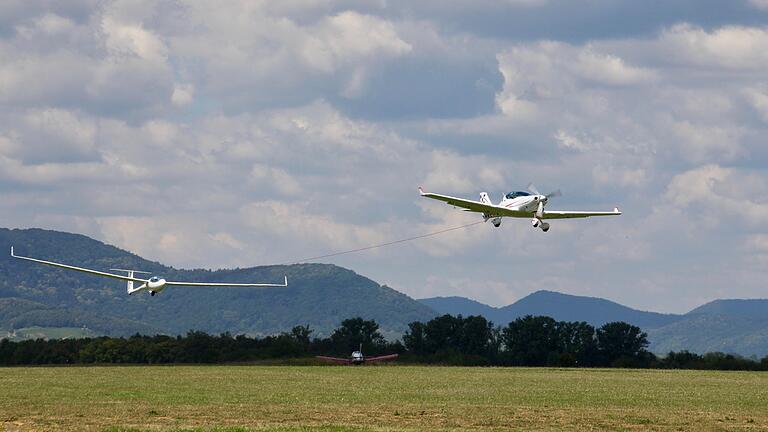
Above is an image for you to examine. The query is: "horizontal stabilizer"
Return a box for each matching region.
[111,268,152,274]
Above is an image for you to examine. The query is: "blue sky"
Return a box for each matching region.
[1,0,767,312]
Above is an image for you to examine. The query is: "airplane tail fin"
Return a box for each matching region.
[478,193,501,226]
[479,192,492,205]
[126,279,150,295]
[111,269,151,295]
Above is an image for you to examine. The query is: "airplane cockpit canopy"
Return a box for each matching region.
[505,191,531,199]
[150,276,160,282]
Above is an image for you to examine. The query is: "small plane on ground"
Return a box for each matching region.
[10,247,287,296]
[419,183,620,232]
[316,344,399,365]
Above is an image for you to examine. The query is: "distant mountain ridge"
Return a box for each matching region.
[420,291,681,329]
[687,299,768,319]
[418,296,500,321]
[419,293,768,357]
[0,228,436,338]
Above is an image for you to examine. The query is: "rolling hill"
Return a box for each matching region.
[0,228,437,338]
[646,299,768,357]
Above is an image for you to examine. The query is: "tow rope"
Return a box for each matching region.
[275,220,485,265]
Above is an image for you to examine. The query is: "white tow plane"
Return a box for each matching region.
[10,247,288,296]
[419,183,620,232]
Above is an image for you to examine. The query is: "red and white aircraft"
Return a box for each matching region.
[419,183,620,232]
[11,247,287,296]
[316,344,399,365]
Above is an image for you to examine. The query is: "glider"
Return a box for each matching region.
[316,344,399,365]
[10,247,288,296]
[419,183,620,232]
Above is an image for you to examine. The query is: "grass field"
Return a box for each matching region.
[1,366,767,431]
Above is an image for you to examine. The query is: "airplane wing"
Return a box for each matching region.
[365,354,399,363]
[542,208,622,219]
[315,356,351,364]
[10,247,149,283]
[165,276,288,288]
[418,188,528,217]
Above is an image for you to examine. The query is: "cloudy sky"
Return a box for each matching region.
[2,0,768,313]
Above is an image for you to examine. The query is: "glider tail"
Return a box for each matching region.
[111,269,150,295]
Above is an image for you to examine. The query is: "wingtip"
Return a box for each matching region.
[614,207,621,214]
[10,246,14,257]
[418,186,425,195]
[284,275,288,286]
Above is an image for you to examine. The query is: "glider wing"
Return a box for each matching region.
[10,247,148,283]
[165,276,288,287]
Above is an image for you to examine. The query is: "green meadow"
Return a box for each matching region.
[1,366,767,431]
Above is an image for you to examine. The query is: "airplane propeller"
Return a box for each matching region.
[528,183,562,219]
[527,183,562,200]
[546,189,562,199]
[526,182,540,195]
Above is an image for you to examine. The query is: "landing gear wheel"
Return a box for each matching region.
[150,291,156,296]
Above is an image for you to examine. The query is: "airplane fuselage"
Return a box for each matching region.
[133,276,168,296]
[350,351,365,365]
[147,277,167,294]
[499,195,546,213]
[485,192,552,231]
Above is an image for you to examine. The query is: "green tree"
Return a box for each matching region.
[330,317,384,353]
[403,321,427,355]
[661,351,701,369]
[556,321,597,366]
[284,325,313,353]
[456,315,495,357]
[290,325,313,344]
[596,322,649,367]
[501,315,560,366]
[423,314,462,354]
[180,331,219,363]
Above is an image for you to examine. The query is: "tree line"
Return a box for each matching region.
[2,314,768,370]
